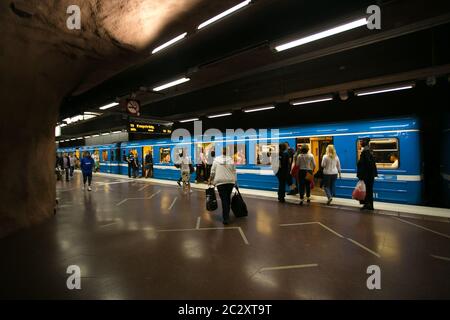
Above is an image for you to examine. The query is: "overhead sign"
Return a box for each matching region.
[128,121,172,135]
[121,99,141,116]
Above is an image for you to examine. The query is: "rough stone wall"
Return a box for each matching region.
[0,0,201,238]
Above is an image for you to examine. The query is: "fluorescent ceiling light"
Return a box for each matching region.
[179,118,199,123]
[152,32,188,54]
[76,137,83,140]
[92,134,100,137]
[99,102,119,110]
[70,138,76,141]
[275,17,367,52]
[112,131,122,134]
[84,136,91,139]
[153,77,190,92]
[101,133,109,136]
[291,95,333,106]
[355,83,415,96]
[243,105,275,113]
[207,113,232,119]
[197,0,251,30]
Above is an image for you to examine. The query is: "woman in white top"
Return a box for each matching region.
[209,147,237,225]
[321,144,341,205]
[296,144,316,205]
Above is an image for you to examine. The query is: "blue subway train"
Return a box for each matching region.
[57,116,422,204]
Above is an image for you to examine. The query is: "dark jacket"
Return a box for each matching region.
[80,156,95,174]
[277,151,290,178]
[357,148,378,181]
[145,153,153,165]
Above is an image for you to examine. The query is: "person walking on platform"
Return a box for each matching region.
[81,151,95,191]
[69,153,76,178]
[276,143,290,203]
[357,138,378,211]
[131,154,139,178]
[296,144,316,205]
[209,147,237,225]
[144,150,153,178]
[62,153,70,181]
[321,145,341,205]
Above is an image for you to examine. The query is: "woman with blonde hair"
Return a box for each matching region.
[321,144,341,205]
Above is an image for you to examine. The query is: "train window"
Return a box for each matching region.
[102,150,108,162]
[357,138,399,169]
[226,144,246,165]
[196,143,215,165]
[256,144,278,165]
[160,147,171,163]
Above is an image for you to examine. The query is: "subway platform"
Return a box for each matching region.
[0,172,449,299]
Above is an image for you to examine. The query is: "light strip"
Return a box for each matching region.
[153,77,190,92]
[99,102,119,110]
[275,17,367,52]
[112,131,122,134]
[92,134,100,137]
[84,136,91,139]
[101,133,109,136]
[197,0,251,30]
[179,118,199,123]
[207,113,232,119]
[151,32,188,54]
[355,84,414,96]
[291,95,333,106]
[243,105,275,113]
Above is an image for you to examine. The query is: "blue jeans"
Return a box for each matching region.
[323,174,337,199]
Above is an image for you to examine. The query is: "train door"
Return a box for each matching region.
[296,137,332,174]
[142,146,153,177]
[101,149,109,173]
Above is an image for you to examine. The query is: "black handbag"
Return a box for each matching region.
[205,186,218,211]
[231,185,248,218]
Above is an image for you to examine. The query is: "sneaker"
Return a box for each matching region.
[299,199,304,205]
[278,198,285,203]
[88,186,92,191]
[327,198,332,205]
[307,197,311,203]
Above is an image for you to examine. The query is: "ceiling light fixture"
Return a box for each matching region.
[207,112,232,119]
[290,94,333,106]
[179,118,199,123]
[275,17,367,52]
[197,0,251,30]
[243,105,275,113]
[354,82,415,96]
[99,102,119,110]
[152,32,188,54]
[153,77,190,92]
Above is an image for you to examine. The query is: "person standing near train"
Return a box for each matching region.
[276,143,290,203]
[357,138,378,211]
[144,150,153,178]
[296,144,316,205]
[69,153,76,178]
[321,145,341,205]
[209,147,237,225]
[81,151,95,191]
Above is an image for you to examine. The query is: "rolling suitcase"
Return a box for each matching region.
[231,185,248,218]
[205,186,218,211]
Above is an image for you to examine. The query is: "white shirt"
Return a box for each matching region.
[321,154,341,175]
[180,156,191,173]
[211,155,237,186]
[296,153,316,171]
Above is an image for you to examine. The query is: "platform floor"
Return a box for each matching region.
[1,172,449,299]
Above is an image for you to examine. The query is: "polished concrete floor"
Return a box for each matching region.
[1,172,449,299]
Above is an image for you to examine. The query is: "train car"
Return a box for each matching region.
[58,116,422,204]
[78,143,121,174]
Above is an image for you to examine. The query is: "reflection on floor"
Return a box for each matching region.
[0,172,449,299]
